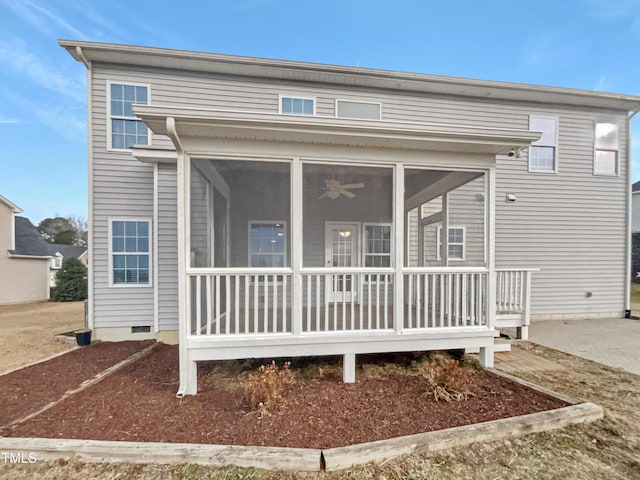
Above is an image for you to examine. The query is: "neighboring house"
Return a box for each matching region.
[632,180,640,233]
[0,196,50,304]
[60,40,640,395]
[48,244,89,287]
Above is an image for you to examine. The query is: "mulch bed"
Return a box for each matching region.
[1,344,566,449]
[0,340,154,428]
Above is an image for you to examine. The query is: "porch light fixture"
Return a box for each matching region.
[339,230,352,238]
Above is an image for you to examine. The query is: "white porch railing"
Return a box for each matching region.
[188,268,293,335]
[495,268,538,339]
[403,268,489,330]
[301,268,394,332]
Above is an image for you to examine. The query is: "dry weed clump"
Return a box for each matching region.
[241,361,295,415]
[419,354,474,402]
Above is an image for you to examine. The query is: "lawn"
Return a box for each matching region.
[631,283,640,310]
[1,342,639,479]
[0,301,84,374]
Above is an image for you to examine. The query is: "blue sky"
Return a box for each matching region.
[1,0,640,223]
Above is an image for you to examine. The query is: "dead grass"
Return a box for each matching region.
[631,283,640,311]
[2,344,640,479]
[0,301,84,374]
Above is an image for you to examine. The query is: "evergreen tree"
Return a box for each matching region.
[53,258,88,302]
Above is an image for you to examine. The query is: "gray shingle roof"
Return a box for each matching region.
[11,216,87,259]
[633,180,640,193]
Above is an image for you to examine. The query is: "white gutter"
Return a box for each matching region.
[8,254,52,260]
[76,45,94,330]
[624,106,640,315]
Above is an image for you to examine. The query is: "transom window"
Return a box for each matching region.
[280,96,314,115]
[594,122,619,176]
[110,83,149,149]
[529,116,557,173]
[249,222,286,267]
[110,220,151,285]
[437,226,465,261]
[364,224,391,267]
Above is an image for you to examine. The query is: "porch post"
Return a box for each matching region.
[291,157,302,335]
[176,149,197,395]
[393,163,404,333]
[480,166,496,368]
[442,193,449,266]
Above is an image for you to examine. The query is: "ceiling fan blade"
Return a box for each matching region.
[341,190,356,198]
[318,191,329,199]
[339,183,365,189]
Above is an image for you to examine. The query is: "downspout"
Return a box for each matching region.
[625,106,640,316]
[76,46,94,330]
[166,117,190,397]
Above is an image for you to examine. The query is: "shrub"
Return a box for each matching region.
[54,258,88,302]
[241,361,295,415]
[418,354,474,402]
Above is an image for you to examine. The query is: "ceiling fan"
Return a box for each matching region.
[318,178,365,200]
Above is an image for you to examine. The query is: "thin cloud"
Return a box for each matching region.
[0,36,84,102]
[4,0,88,39]
[593,75,608,91]
[580,0,640,22]
[0,117,21,124]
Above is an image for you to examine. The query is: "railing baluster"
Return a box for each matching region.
[384,274,389,329]
[367,275,372,330]
[253,274,258,334]
[244,275,249,334]
[447,274,452,327]
[283,274,287,333]
[407,273,413,329]
[374,274,380,329]
[234,275,240,334]
[351,274,355,331]
[341,274,346,331]
[205,275,212,335]
[325,274,329,332]
[306,274,311,332]
[195,275,202,335]
[273,274,278,333]
[461,274,467,326]
[315,274,320,332]
[416,273,421,329]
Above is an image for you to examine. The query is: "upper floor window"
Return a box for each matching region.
[110,219,151,286]
[249,222,286,267]
[594,122,619,176]
[280,96,314,115]
[336,100,381,120]
[529,116,557,173]
[109,83,149,150]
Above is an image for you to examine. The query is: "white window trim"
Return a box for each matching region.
[593,121,620,177]
[278,94,316,116]
[528,115,559,174]
[335,99,382,120]
[436,225,466,262]
[108,217,153,288]
[106,81,151,152]
[247,220,288,268]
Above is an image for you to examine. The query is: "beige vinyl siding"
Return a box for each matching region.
[90,61,629,327]
[157,164,178,330]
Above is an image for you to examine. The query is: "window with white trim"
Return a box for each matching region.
[249,222,286,267]
[110,220,151,285]
[436,226,465,261]
[364,224,391,267]
[336,100,381,120]
[110,83,149,149]
[529,116,557,173]
[594,122,619,175]
[280,96,314,115]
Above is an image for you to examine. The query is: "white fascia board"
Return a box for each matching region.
[59,40,640,111]
[0,195,22,213]
[9,253,52,260]
[133,105,541,156]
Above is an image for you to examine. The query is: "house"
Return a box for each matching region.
[48,244,88,287]
[60,40,640,396]
[0,196,50,304]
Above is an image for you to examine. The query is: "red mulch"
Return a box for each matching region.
[0,340,154,428]
[1,345,566,449]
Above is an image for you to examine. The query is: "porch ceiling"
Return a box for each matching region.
[133,105,540,156]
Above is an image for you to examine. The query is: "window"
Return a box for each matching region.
[249,222,286,267]
[336,100,381,120]
[110,220,151,285]
[437,226,465,261]
[280,96,314,115]
[364,224,391,267]
[529,116,557,173]
[52,254,63,269]
[109,83,149,149]
[594,122,619,175]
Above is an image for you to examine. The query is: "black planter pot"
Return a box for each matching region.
[75,329,92,346]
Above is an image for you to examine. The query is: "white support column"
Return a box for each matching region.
[343,352,356,383]
[486,167,497,333]
[518,270,532,340]
[442,192,449,266]
[479,346,494,368]
[393,163,405,333]
[291,157,303,335]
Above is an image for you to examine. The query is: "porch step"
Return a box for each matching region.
[465,338,511,354]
